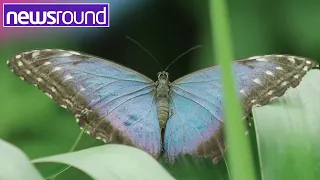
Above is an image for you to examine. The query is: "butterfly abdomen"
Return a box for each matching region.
[156,72,171,128]
[157,97,169,128]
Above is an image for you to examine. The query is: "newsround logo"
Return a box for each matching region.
[3,3,110,27]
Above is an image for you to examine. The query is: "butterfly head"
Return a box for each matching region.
[157,71,169,81]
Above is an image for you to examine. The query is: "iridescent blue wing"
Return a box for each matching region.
[7,49,161,158]
[164,55,318,162]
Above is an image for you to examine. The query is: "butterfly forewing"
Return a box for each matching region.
[163,54,318,162]
[235,55,318,114]
[7,49,162,158]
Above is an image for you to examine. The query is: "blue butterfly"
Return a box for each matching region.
[7,49,318,162]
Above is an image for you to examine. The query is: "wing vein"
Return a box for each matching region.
[171,86,223,122]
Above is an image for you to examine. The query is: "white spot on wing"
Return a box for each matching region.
[61,105,67,109]
[86,131,91,135]
[96,136,102,140]
[296,57,306,61]
[265,71,274,76]
[32,51,40,58]
[37,78,43,82]
[15,54,22,59]
[6,60,9,65]
[252,104,261,107]
[52,67,61,72]
[76,118,80,123]
[270,96,278,101]
[303,66,308,71]
[17,61,23,66]
[60,53,73,57]
[63,99,73,106]
[267,90,273,95]
[256,57,269,62]
[51,87,56,92]
[239,89,245,94]
[64,75,73,81]
[294,74,299,79]
[248,55,262,60]
[43,61,51,65]
[281,81,288,86]
[288,57,295,63]
[306,60,311,64]
[45,93,52,99]
[253,78,262,85]
[26,70,31,74]
[19,77,24,80]
[276,66,284,70]
[69,51,82,55]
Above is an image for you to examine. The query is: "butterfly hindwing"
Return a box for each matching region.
[164,84,224,162]
[164,55,318,162]
[7,49,162,158]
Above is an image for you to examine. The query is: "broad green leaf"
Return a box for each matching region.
[32,144,176,180]
[253,69,320,180]
[0,139,44,180]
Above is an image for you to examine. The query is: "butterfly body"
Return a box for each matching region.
[7,49,318,163]
[155,71,171,128]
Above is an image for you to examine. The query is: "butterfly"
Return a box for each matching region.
[7,49,318,163]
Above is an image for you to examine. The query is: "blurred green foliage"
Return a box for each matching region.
[0,0,320,179]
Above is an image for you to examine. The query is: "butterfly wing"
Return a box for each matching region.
[7,49,161,158]
[164,55,318,162]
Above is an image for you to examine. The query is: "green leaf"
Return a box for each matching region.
[0,139,44,180]
[209,0,256,180]
[252,69,320,180]
[32,144,176,180]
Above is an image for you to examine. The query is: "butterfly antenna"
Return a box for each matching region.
[126,36,163,71]
[164,45,202,71]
